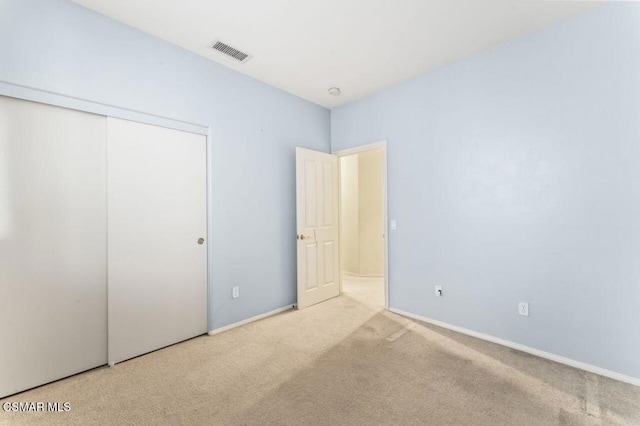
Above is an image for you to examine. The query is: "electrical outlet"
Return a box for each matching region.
[232,286,239,299]
[390,220,397,230]
[435,286,443,297]
[519,302,529,317]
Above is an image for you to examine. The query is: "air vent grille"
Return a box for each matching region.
[211,41,251,63]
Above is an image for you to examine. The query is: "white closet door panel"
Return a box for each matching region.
[0,96,107,398]
[107,117,207,365]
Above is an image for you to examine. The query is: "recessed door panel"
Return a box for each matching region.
[323,241,335,285]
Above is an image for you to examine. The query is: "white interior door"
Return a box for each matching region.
[0,96,107,397]
[296,148,340,309]
[107,117,207,365]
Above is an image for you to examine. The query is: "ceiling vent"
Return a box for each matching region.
[210,40,252,63]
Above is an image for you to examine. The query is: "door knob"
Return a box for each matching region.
[197,238,205,245]
[298,234,306,240]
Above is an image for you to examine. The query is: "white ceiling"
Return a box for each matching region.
[72,0,599,109]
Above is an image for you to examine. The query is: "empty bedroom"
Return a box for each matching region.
[1,0,639,425]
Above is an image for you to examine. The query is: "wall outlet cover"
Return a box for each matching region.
[435,286,443,297]
[232,286,239,299]
[519,302,529,316]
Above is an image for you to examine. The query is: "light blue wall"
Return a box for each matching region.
[0,0,330,329]
[332,2,640,380]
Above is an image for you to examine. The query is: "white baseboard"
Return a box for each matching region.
[388,307,640,387]
[208,304,296,336]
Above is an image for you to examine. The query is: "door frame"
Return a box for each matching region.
[333,140,389,309]
[0,81,213,335]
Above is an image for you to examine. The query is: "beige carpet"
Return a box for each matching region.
[1,276,639,425]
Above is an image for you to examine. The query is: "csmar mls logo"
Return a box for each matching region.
[2,402,71,412]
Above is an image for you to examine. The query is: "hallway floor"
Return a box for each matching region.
[1,276,639,425]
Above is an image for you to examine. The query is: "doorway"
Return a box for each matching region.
[294,141,388,310]
[336,141,388,309]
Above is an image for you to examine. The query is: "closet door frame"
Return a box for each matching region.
[0,80,213,359]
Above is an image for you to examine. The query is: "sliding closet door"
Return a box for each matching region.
[0,96,107,398]
[107,117,207,365]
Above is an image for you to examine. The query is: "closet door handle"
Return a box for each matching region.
[197,238,205,245]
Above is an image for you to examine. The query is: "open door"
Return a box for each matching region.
[296,148,340,309]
